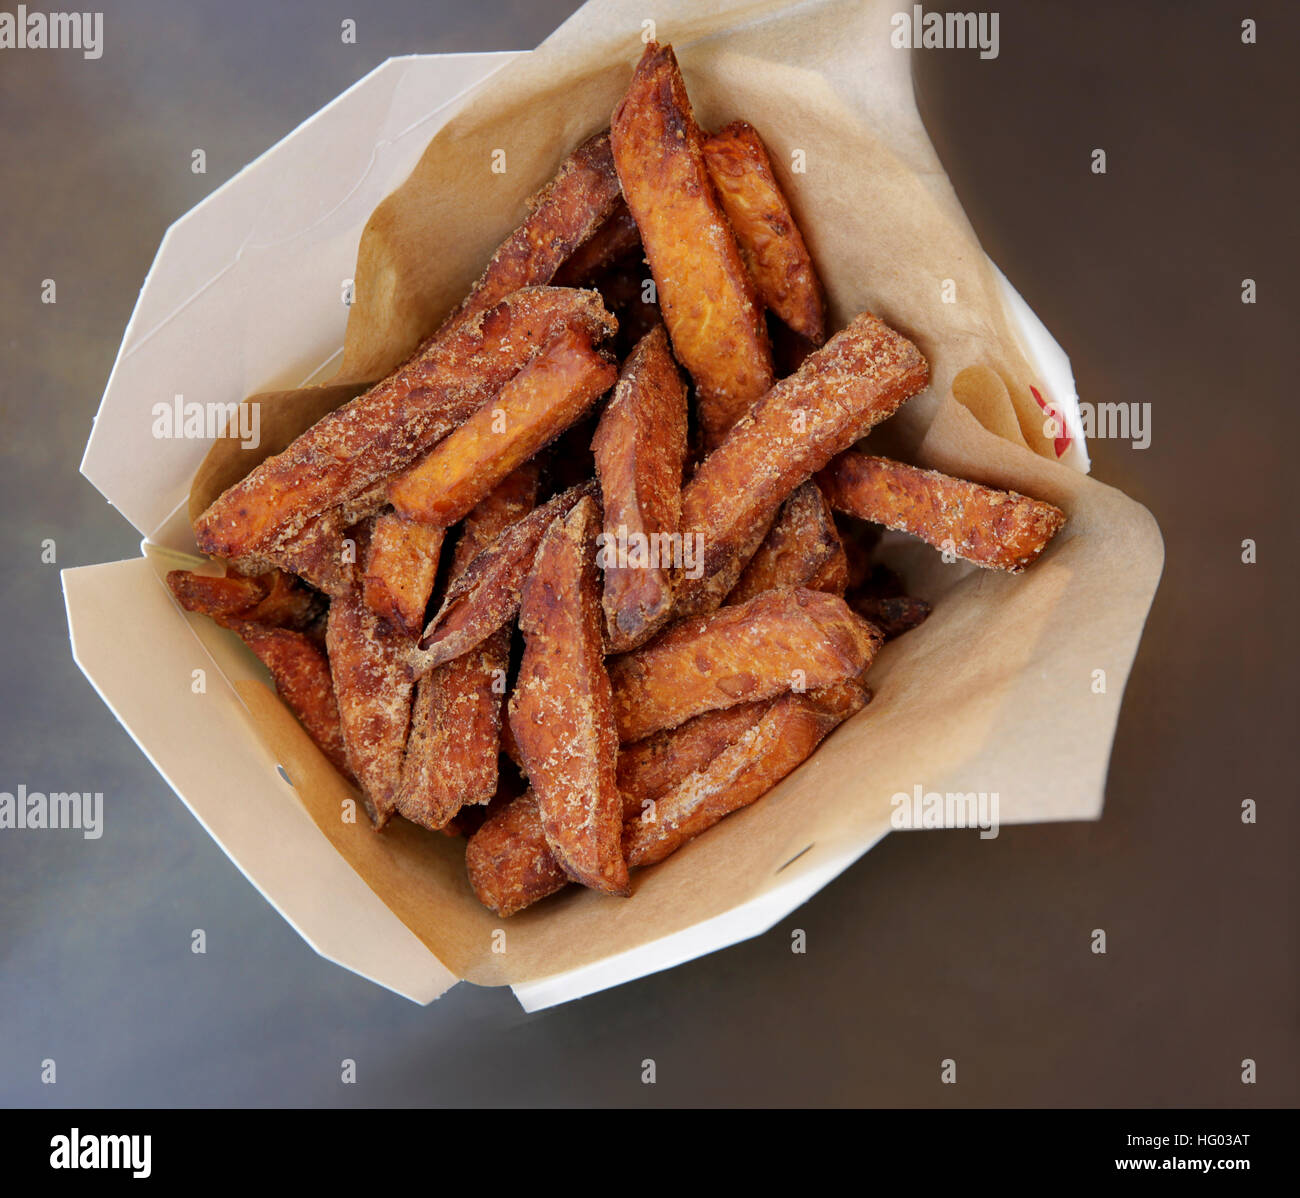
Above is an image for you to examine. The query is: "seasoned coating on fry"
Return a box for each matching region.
[726,480,846,604]
[611,42,773,443]
[387,328,616,526]
[225,620,353,780]
[591,324,688,651]
[673,310,930,617]
[848,593,932,641]
[166,568,323,631]
[194,287,615,563]
[361,513,445,636]
[617,698,777,809]
[466,681,867,914]
[325,590,416,829]
[443,132,623,332]
[702,120,826,345]
[253,483,384,597]
[416,481,596,669]
[508,495,629,895]
[395,467,538,831]
[553,199,642,287]
[817,452,1067,572]
[465,789,572,917]
[608,586,882,743]
[623,680,867,867]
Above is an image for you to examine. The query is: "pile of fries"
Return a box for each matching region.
[169,44,1066,917]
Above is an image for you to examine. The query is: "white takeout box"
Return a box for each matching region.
[66,47,1091,1011]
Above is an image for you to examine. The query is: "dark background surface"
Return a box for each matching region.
[1,0,1295,1108]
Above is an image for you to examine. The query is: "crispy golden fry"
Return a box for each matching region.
[817,452,1067,572]
[623,680,867,866]
[466,681,867,914]
[611,42,773,443]
[387,328,616,526]
[225,620,353,780]
[848,593,932,640]
[553,199,642,287]
[395,467,539,831]
[261,484,383,597]
[166,568,323,630]
[508,495,628,895]
[726,480,846,604]
[702,120,826,345]
[591,324,688,651]
[194,287,615,564]
[465,789,572,917]
[608,587,882,743]
[616,698,777,810]
[442,132,622,332]
[361,513,445,636]
[325,590,416,829]
[673,310,930,617]
[416,481,596,669]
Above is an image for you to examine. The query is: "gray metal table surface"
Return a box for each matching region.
[1,0,1295,1107]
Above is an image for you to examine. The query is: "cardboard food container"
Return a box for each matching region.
[65,0,1162,1011]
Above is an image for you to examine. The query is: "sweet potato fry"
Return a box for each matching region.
[611,42,773,443]
[387,328,616,526]
[591,324,688,651]
[623,679,868,866]
[395,466,539,831]
[673,310,930,617]
[466,680,867,914]
[848,593,932,640]
[702,120,826,345]
[443,131,622,332]
[361,513,445,636]
[817,452,1067,572]
[325,590,416,829]
[726,480,846,604]
[415,481,596,669]
[608,586,882,743]
[508,495,628,895]
[194,287,615,564]
[167,566,325,630]
[552,199,641,287]
[465,789,572,917]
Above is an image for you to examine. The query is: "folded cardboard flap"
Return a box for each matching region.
[75,0,1163,1005]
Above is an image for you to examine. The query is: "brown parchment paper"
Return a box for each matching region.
[187,0,1163,988]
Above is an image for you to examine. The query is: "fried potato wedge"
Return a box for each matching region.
[387,327,616,526]
[225,620,352,780]
[166,568,323,630]
[608,586,882,743]
[702,120,826,345]
[553,199,642,287]
[416,481,596,669]
[194,287,615,563]
[726,480,846,604]
[623,679,867,866]
[818,452,1066,572]
[848,593,932,641]
[443,132,622,332]
[465,789,572,917]
[396,467,539,831]
[591,324,688,651]
[611,42,773,443]
[466,681,866,914]
[508,495,629,895]
[325,590,416,829]
[673,310,930,617]
[361,513,445,636]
